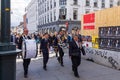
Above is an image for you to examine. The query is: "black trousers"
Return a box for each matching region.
[58,47,64,65]
[71,56,81,75]
[42,52,49,68]
[53,46,58,57]
[23,59,31,75]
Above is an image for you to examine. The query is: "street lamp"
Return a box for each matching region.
[0,0,21,80]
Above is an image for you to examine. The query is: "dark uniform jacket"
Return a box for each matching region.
[40,38,49,53]
[69,40,85,56]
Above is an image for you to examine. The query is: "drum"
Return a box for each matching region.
[22,39,37,59]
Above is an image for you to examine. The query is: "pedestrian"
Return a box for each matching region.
[53,32,58,57]
[48,33,54,53]
[16,34,22,58]
[19,33,31,78]
[75,29,82,43]
[57,30,66,67]
[40,33,49,70]
[10,32,17,43]
[69,35,86,78]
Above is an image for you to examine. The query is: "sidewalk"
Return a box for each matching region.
[16,54,120,80]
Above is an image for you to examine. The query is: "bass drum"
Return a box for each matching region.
[22,39,37,59]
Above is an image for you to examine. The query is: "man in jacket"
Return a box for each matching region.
[40,33,49,70]
[57,30,66,67]
[69,35,85,78]
[18,33,31,78]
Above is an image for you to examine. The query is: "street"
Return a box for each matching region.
[16,53,120,80]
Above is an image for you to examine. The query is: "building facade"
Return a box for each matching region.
[26,0,38,33]
[36,0,119,33]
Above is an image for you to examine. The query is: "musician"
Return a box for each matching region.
[69,35,85,78]
[57,30,66,67]
[76,29,82,43]
[10,32,17,43]
[40,33,49,70]
[19,34,31,78]
[53,32,58,57]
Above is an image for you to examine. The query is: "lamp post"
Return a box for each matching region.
[0,0,21,80]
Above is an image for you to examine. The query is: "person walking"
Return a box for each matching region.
[19,33,31,78]
[69,35,86,78]
[57,30,66,67]
[40,33,49,70]
[53,32,58,57]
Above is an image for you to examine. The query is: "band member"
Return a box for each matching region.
[19,34,31,78]
[53,32,58,57]
[75,29,82,43]
[57,30,66,67]
[40,33,49,70]
[16,34,22,58]
[69,35,85,78]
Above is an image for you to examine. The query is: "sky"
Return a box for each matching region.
[11,0,31,27]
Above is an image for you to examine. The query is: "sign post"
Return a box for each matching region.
[0,0,21,80]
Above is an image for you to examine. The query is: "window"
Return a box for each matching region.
[47,1,49,10]
[110,4,113,7]
[85,10,90,14]
[54,0,56,7]
[54,10,56,21]
[45,3,46,12]
[101,0,105,8]
[94,0,98,7]
[50,12,52,22]
[73,9,78,20]
[117,0,120,6]
[73,0,78,5]
[59,0,67,5]
[86,0,90,6]
[50,0,52,9]
[45,16,46,23]
[47,14,49,23]
[59,8,67,20]
[110,0,113,8]
[43,16,44,24]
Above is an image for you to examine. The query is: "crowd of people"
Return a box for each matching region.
[11,28,86,78]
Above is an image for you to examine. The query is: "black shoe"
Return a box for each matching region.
[24,75,28,78]
[61,64,64,67]
[56,54,58,57]
[74,73,80,78]
[72,67,74,71]
[43,67,47,71]
[72,68,74,72]
[57,58,60,63]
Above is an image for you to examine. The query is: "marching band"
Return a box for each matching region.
[12,28,86,78]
